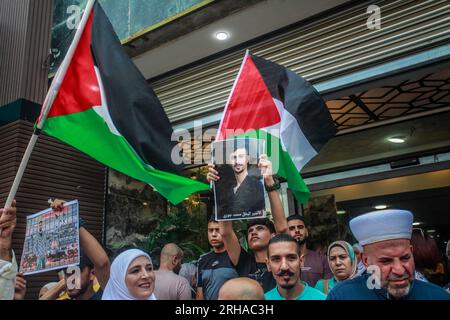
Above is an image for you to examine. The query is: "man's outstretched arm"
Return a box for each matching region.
[259,155,287,234]
[207,164,242,266]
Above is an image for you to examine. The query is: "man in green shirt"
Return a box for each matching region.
[265,234,326,300]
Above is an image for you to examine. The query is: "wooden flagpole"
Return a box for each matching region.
[3,0,97,210]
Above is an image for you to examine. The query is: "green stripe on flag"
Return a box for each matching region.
[43,108,209,204]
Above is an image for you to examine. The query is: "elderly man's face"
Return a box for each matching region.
[363,239,414,299]
[229,148,249,174]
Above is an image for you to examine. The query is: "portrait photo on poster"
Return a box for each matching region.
[212,137,266,221]
[19,200,80,275]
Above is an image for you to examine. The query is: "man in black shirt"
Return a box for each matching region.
[208,155,288,292]
[196,219,248,300]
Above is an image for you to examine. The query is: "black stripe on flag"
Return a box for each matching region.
[251,54,336,153]
[90,2,182,173]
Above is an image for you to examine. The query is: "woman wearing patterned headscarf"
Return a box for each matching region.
[315,241,357,294]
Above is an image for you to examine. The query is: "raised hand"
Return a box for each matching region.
[206,164,220,182]
[258,154,274,185]
[0,200,17,240]
[14,272,27,300]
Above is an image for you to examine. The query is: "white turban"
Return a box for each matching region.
[350,209,413,246]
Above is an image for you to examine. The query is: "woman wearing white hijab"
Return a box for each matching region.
[102,249,156,300]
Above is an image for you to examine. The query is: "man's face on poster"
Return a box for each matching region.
[229,148,250,174]
[38,221,43,233]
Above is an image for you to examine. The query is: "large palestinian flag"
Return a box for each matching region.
[217,52,336,204]
[39,2,209,204]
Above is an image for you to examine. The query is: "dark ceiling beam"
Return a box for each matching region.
[349,94,379,121]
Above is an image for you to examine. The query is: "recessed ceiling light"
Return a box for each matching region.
[412,222,422,226]
[374,205,387,210]
[387,136,406,144]
[427,229,436,233]
[337,210,347,215]
[215,31,229,41]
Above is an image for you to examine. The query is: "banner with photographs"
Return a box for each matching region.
[19,200,80,275]
[212,137,266,221]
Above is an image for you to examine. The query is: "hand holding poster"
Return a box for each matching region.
[20,200,80,275]
[212,137,266,221]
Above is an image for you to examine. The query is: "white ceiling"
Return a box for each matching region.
[132,0,350,79]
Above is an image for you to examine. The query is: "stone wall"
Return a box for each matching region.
[106,169,167,251]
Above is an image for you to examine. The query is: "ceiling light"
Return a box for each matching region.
[337,210,347,215]
[427,229,436,233]
[374,205,387,210]
[412,222,421,226]
[215,32,229,41]
[387,136,406,144]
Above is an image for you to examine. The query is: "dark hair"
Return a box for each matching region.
[267,233,300,256]
[411,229,443,272]
[247,218,276,234]
[287,214,306,224]
[208,217,219,224]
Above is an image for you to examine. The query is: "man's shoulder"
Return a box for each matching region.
[306,249,325,258]
[156,271,191,285]
[412,280,450,299]
[198,251,231,268]
[197,251,213,265]
[303,285,327,300]
[327,276,369,299]
[264,287,281,300]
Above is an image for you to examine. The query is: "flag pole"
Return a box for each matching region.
[3,0,97,209]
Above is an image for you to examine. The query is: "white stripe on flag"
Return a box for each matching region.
[270,98,318,172]
[92,66,121,136]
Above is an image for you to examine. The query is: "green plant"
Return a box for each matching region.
[136,207,209,262]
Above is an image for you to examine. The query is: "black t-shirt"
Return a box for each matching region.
[197,250,249,300]
[237,249,276,293]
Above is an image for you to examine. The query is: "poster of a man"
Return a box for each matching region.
[212,137,266,220]
[19,200,80,275]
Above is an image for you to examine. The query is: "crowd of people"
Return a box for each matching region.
[1,156,450,300]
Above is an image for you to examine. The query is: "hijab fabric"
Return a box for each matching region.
[327,241,358,282]
[102,249,156,300]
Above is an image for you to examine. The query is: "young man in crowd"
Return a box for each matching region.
[207,155,288,292]
[265,234,326,300]
[154,243,192,300]
[196,218,249,300]
[287,214,332,286]
[42,199,110,300]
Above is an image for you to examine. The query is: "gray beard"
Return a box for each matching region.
[387,284,411,299]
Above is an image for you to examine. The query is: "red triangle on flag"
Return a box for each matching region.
[47,13,101,118]
[218,55,281,140]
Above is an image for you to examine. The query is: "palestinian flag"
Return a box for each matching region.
[217,52,336,204]
[39,2,209,204]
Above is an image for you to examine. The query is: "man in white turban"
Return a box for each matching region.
[327,209,450,300]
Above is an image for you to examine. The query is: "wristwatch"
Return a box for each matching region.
[265,177,281,192]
